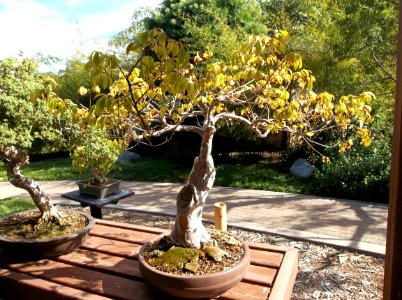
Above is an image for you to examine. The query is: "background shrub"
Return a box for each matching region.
[312,141,391,203]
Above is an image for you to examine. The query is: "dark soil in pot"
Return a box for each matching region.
[0,209,95,258]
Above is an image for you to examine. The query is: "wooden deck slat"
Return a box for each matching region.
[0,220,298,300]
[94,219,168,234]
[90,224,162,243]
[6,260,153,299]
[249,242,291,253]
[243,264,277,286]
[0,268,111,300]
[80,235,142,257]
[218,281,271,300]
[268,249,299,300]
[250,248,284,268]
[55,248,141,279]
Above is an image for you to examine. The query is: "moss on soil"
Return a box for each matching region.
[142,230,245,275]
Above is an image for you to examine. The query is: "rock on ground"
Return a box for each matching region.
[290,158,316,178]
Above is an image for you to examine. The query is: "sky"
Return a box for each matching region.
[0,0,161,70]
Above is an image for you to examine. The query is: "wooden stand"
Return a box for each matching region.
[62,189,134,218]
[0,220,298,300]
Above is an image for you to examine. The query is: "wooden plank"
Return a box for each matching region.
[250,247,283,268]
[249,242,291,253]
[268,249,298,300]
[243,264,277,287]
[81,235,142,258]
[90,223,162,244]
[5,260,154,300]
[0,268,111,300]
[94,219,168,234]
[218,281,271,300]
[55,248,142,279]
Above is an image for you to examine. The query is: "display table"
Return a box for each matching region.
[0,219,298,299]
[61,190,134,218]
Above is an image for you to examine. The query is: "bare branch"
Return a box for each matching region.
[150,124,204,137]
[302,136,341,149]
[369,45,396,81]
[214,112,271,138]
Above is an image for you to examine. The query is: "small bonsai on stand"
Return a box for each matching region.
[70,126,126,198]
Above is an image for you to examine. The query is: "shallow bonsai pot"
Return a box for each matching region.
[138,238,250,299]
[78,178,121,199]
[0,209,95,258]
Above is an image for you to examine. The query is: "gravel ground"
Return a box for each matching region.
[65,206,384,300]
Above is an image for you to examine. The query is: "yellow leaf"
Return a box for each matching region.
[322,156,331,164]
[78,86,88,96]
[241,107,251,115]
[279,30,289,39]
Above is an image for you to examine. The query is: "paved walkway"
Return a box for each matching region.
[0,180,388,256]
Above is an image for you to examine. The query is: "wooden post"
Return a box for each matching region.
[383,3,402,299]
[214,202,227,231]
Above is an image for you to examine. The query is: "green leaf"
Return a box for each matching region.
[93,52,101,66]
[123,97,133,112]
[126,42,140,54]
[95,97,106,115]
[177,46,188,66]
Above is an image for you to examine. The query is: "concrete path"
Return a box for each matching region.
[0,180,388,256]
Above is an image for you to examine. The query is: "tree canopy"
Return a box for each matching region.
[86,28,374,160]
[118,0,268,63]
[0,56,69,153]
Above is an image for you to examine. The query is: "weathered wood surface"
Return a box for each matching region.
[0,219,298,300]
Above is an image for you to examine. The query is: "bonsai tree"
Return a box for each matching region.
[0,56,82,223]
[86,29,374,248]
[59,85,130,185]
[69,125,127,184]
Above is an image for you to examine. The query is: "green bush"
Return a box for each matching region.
[312,141,391,203]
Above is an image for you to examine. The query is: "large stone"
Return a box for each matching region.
[290,158,315,178]
[117,151,140,162]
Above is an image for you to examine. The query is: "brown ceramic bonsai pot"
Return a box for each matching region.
[0,209,95,258]
[138,237,250,299]
[78,178,121,199]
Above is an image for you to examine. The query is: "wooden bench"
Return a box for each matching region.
[0,220,298,299]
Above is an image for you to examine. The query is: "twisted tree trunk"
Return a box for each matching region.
[170,126,216,248]
[0,145,61,223]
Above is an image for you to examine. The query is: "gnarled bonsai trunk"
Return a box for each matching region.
[170,126,216,248]
[0,145,61,222]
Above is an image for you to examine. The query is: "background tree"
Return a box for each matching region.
[55,53,98,108]
[133,0,267,62]
[257,1,396,201]
[259,0,398,96]
[86,29,374,248]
